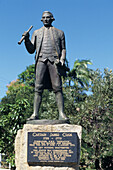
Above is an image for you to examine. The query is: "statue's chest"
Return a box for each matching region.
[36,29,61,47]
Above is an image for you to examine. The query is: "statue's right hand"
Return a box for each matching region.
[22,31,30,39]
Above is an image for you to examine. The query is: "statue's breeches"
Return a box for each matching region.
[35,60,62,93]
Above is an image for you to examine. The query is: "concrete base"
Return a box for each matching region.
[15,122,82,170]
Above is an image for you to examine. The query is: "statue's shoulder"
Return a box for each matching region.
[52,27,64,33]
[52,27,64,35]
[33,27,44,35]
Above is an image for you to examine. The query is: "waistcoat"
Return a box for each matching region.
[39,27,56,59]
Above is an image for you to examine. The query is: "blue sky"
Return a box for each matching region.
[0,0,113,99]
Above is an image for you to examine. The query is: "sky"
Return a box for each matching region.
[0,0,113,99]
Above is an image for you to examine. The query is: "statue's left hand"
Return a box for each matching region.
[60,59,65,66]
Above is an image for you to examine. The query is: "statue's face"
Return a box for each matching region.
[42,13,53,27]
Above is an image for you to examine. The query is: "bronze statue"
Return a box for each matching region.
[21,11,68,121]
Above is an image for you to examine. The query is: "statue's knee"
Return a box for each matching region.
[35,84,43,94]
[52,85,62,93]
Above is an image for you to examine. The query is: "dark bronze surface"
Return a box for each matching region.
[21,11,69,121]
[27,132,78,163]
[26,119,70,125]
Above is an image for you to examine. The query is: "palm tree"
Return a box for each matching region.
[68,59,93,87]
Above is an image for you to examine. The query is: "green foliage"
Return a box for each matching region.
[18,64,35,87]
[39,90,59,120]
[78,69,113,169]
[0,65,35,167]
[0,99,29,167]
[68,59,93,87]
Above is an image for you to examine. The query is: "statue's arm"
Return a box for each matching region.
[24,31,36,54]
[60,32,66,65]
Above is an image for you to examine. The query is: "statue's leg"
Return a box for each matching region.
[32,92,42,119]
[27,61,47,120]
[55,91,68,120]
[48,61,68,120]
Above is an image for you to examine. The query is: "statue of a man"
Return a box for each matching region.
[24,11,68,121]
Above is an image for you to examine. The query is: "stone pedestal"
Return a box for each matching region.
[15,122,82,170]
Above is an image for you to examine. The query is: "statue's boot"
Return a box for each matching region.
[27,92,42,121]
[55,92,69,121]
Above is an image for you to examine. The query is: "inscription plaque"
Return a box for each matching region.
[27,132,78,163]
